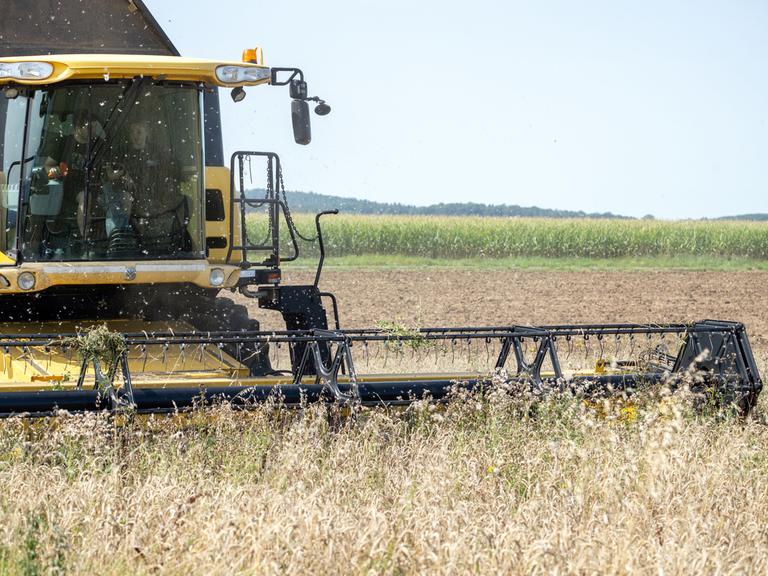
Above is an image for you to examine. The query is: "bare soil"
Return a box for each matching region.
[236,269,768,361]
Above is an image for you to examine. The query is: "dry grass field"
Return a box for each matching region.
[1,269,768,575]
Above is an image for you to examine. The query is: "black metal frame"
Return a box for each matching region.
[227,151,300,269]
[0,320,760,417]
[226,151,340,295]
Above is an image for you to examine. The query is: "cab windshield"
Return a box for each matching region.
[0,81,204,262]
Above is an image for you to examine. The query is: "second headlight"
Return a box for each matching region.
[215,65,271,84]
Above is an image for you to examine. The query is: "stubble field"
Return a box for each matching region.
[2,268,768,575]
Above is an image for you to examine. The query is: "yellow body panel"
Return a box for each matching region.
[0,54,271,88]
[205,166,239,266]
[0,260,242,293]
[0,319,250,391]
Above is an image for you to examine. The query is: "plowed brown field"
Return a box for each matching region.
[240,269,768,363]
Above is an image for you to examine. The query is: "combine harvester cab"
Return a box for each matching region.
[0,1,762,416]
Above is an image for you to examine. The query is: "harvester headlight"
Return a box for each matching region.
[0,62,54,81]
[17,272,36,291]
[210,268,225,287]
[215,65,271,85]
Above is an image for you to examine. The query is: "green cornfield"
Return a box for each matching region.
[246,214,768,260]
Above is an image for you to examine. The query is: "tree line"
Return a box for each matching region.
[246,189,767,220]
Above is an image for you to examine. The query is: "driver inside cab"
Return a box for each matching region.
[29,109,134,256]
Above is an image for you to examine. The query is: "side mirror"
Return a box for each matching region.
[291,99,311,145]
[271,68,328,144]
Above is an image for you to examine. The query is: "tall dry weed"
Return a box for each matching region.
[0,391,767,575]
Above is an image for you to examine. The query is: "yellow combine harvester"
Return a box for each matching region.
[0,1,761,416]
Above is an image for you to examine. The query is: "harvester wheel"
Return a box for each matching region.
[196,298,271,376]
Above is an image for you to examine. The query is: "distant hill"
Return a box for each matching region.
[247,189,630,219]
[715,214,768,221]
[244,190,765,220]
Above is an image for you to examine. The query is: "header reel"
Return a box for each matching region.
[0,319,760,417]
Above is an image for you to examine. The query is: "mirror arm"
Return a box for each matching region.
[270,67,305,86]
[270,68,326,107]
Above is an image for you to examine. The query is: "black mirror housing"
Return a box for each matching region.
[291,99,311,145]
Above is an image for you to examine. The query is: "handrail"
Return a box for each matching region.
[314,209,338,287]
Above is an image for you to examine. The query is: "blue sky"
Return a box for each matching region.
[143,0,767,219]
